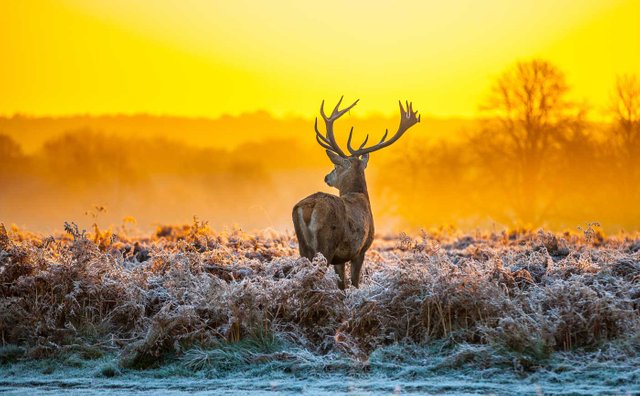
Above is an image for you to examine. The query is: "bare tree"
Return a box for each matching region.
[0,134,22,160]
[472,59,584,225]
[610,74,640,195]
[0,134,24,175]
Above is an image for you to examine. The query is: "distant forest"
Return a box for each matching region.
[1,60,638,233]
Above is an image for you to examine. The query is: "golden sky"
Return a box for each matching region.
[1,0,638,118]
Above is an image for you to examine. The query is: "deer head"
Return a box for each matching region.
[324,152,369,194]
[314,97,421,195]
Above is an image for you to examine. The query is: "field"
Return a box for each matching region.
[1,222,639,394]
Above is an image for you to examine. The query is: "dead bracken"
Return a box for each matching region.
[0,222,638,370]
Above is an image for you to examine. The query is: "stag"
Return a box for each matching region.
[292,97,420,289]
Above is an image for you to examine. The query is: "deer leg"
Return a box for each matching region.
[350,253,365,288]
[314,230,345,289]
[292,211,314,260]
[297,237,314,261]
[333,264,346,290]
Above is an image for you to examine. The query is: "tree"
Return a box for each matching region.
[0,134,24,175]
[610,74,640,191]
[0,134,22,159]
[472,59,585,225]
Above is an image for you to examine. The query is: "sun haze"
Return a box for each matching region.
[1,1,640,234]
[0,0,638,118]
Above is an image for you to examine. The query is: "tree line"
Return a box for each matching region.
[378,59,640,231]
[1,59,638,232]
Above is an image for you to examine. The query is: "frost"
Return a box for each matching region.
[0,223,639,392]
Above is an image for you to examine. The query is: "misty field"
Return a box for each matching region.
[1,222,639,394]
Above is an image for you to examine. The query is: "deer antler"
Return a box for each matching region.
[315,96,359,158]
[347,100,420,157]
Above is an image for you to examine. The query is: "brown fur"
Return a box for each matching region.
[293,156,374,289]
[294,97,420,289]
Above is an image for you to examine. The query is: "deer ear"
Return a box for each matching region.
[326,150,346,165]
[360,153,369,168]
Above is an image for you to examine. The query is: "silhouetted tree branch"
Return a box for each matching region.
[472,59,585,225]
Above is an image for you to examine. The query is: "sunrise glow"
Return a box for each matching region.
[1,0,638,118]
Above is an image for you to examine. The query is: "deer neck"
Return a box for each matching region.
[339,172,369,200]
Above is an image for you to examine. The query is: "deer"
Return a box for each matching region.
[292,97,420,289]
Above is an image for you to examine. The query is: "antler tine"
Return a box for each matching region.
[332,96,344,117]
[347,130,388,156]
[314,118,331,145]
[316,134,333,151]
[379,129,389,144]
[321,96,359,121]
[320,100,328,121]
[347,127,371,154]
[315,96,360,157]
[346,127,355,153]
[334,98,359,118]
[347,99,420,157]
[358,134,369,150]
